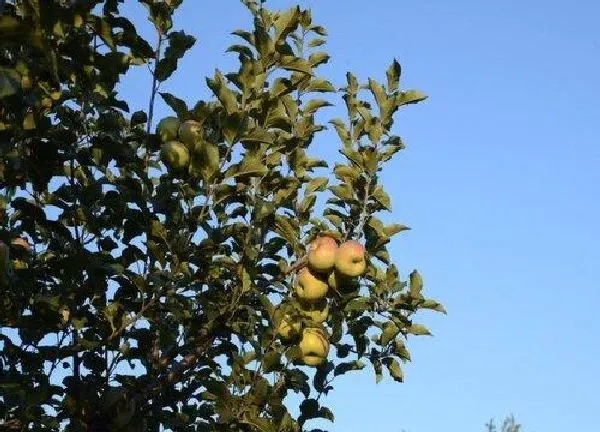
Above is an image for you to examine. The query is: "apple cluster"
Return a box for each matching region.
[274,237,367,367]
[156,116,203,173]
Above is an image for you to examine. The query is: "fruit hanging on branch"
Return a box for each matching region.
[307,236,338,274]
[155,116,181,143]
[160,140,190,172]
[299,327,330,366]
[295,267,329,303]
[335,240,367,277]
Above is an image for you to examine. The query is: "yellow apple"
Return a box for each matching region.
[307,236,338,274]
[334,240,366,277]
[298,298,329,324]
[295,267,329,303]
[156,116,180,143]
[299,328,330,366]
[178,120,203,151]
[160,140,190,171]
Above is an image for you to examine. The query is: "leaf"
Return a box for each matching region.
[305,78,335,93]
[155,30,196,81]
[329,119,351,146]
[307,38,326,48]
[159,92,188,117]
[274,6,300,42]
[386,58,402,92]
[0,67,21,98]
[397,89,428,105]
[333,360,364,376]
[206,70,239,114]
[279,56,313,75]
[372,185,392,211]
[409,270,423,298]
[383,223,410,237]
[308,51,330,68]
[130,110,148,127]
[421,299,447,314]
[329,184,354,201]
[380,321,400,346]
[386,358,403,382]
[407,323,432,336]
[344,297,371,314]
[305,177,328,194]
[303,99,332,114]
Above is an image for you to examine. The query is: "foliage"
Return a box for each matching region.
[485,415,523,432]
[0,0,443,430]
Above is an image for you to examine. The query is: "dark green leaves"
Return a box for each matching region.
[155,31,196,82]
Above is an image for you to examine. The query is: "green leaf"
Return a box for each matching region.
[386,358,403,382]
[307,38,326,48]
[155,31,196,82]
[421,298,447,314]
[333,360,365,376]
[380,321,400,346]
[279,56,313,75]
[305,177,328,194]
[159,92,188,118]
[0,67,21,98]
[345,297,371,314]
[206,70,239,114]
[409,270,423,298]
[130,110,148,127]
[383,223,410,237]
[308,51,330,68]
[329,119,351,146]
[372,185,392,211]
[407,323,432,336]
[303,99,332,114]
[305,78,335,93]
[386,58,402,92]
[397,89,428,105]
[274,6,300,42]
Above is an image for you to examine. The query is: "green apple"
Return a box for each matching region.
[299,328,330,366]
[160,140,190,172]
[295,267,329,303]
[307,236,338,274]
[156,116,180,143]
[334,240,366,277]
[178,120,203,151]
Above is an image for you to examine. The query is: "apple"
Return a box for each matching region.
[274,306,301,340]
[103,387,136,429]
[156,116,180,143]
[160,140,190,171]
[307,236,338,274]
[334,240,366,277]
[298,298,329,324]
[178,120,203,151]
[295,267,329,303]
[299,328,330,366]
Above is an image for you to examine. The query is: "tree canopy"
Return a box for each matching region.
[0,1,443,430]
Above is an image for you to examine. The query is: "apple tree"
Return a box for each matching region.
[0,0,445,430]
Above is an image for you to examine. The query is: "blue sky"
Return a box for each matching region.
[116,1,600,431]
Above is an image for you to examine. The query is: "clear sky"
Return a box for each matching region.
[116,1,600,431]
